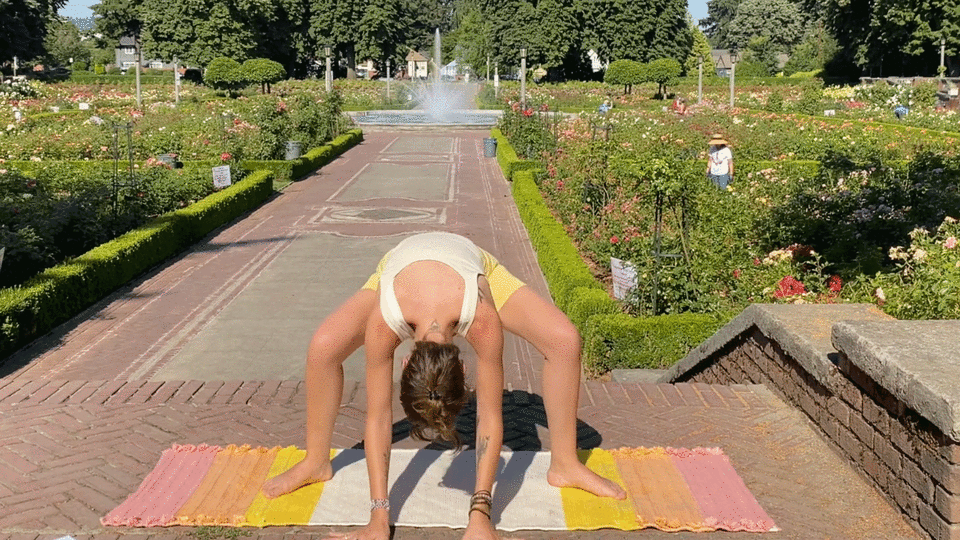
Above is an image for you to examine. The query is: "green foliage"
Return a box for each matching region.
[44,17,90,66]
[644,58,682,97]
[727,0,804,53]
[204,57,246,95]
[1,0,67,62]
[764,91,784,112]
[792,80,824,115]
[849,217,960,320]
[189,526,252,540]
[496,103,559,162]
[583,312,726,372]
[684,22,715,77]
[510,169,601,312]
[0,169,274,359]
[763,150,960,269]
[604,59,644,94]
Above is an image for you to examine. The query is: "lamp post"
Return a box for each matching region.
[386,58,391,101]
[173,56,180,105]
[494,61,500,99]
[697,56,704,104]
[729,47,739,108]
[325,45,332,93]
[940,36,947,78]
[520,47,527,110]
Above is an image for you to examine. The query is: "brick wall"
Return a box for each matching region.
[679,327,960,540]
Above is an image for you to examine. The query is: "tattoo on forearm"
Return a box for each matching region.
[476,435,489,467]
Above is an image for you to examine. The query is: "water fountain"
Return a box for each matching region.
[348,29,501,129]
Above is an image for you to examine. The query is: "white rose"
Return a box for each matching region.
[875,287,886,301]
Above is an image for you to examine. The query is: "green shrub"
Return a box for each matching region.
[205,57,246,95]
[0,169,274,358]
[604,59,644,94]
[644,58,682,98]
[242,58,286,94]
[582,312,725,373]
[511,169,600,311]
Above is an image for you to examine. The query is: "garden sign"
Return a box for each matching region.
[212,165,232,189]
[611,257,638,300]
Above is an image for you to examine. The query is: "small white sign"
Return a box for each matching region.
[824,109,836,116]
[212,165,232,189]
[611,257,638,300]
[50,106,59,113]
[79,102,90,110]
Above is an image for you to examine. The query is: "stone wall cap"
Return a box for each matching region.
[832,320,960,441]
[663,303,891,389]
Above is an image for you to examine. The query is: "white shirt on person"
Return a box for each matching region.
[709,145,732,176]
[379,232,484,340]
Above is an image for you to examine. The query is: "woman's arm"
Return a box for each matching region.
[361,307,401,536]
[464,285,505,538]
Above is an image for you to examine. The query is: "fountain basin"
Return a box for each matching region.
[347,109,502,130]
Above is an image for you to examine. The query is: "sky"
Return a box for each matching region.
[59,0,711,26]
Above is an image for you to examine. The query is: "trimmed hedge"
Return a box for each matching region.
[0,168,274,358]
[0,128,365,358]
[491,128,542,180]
[68,73,170,85]
[511,169,606,316]
[290,129,364,180]
[499,130,727,373]
[583,312,725,372]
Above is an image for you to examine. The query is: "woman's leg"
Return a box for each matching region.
[262,288,378,498]
[498,286,626,499]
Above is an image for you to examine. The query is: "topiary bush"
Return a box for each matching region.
[604,59,644,95]
[242,58,286,94]
[205,57,246,96]
[644,58,682,98]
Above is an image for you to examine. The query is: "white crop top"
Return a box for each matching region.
[379,232,485,340]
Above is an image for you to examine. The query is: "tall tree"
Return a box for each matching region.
[646,0,691,62]
[139,0,273,67]
[726,0,804,53]
[44,17,90,65]
[453,5,492,76]
[577,0,655,64]
[531,0,579,72]
[684,17,715,76]
[2,0,68,63]
[802,0,959,75]
[702,0,740,48]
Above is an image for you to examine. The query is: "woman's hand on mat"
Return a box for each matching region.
[262,457,333,499]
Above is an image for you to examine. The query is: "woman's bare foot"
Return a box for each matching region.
[262,457,333,499]
[547,460,627,500]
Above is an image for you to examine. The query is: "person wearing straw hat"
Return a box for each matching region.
[706,133,734,190]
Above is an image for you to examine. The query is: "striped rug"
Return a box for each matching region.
[102,444,777,532]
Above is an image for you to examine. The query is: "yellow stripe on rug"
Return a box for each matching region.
[560,449,638,530]
[243,447,338,526]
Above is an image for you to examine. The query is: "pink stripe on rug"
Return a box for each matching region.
[101,444,221,526]
[666,447,778,532]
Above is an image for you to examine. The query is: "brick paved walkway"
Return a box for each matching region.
[0,131,920,539]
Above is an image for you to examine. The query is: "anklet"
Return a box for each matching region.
[370,498,390,511]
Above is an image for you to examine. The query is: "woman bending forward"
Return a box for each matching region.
[262,232,625,540]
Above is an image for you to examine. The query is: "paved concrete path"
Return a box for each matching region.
[0,131,920,539]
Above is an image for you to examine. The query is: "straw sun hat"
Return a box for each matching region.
[708,133,729,146]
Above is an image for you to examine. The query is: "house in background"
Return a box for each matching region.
[711,49,734,77]
[115,36,174,71]
[406,50,428,79]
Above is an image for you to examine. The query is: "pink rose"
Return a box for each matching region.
[945,236,957,249]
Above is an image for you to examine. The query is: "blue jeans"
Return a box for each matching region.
[709,174,731,190]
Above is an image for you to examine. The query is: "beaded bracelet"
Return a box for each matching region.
[370,498,390,511]
[469,490,492,519]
